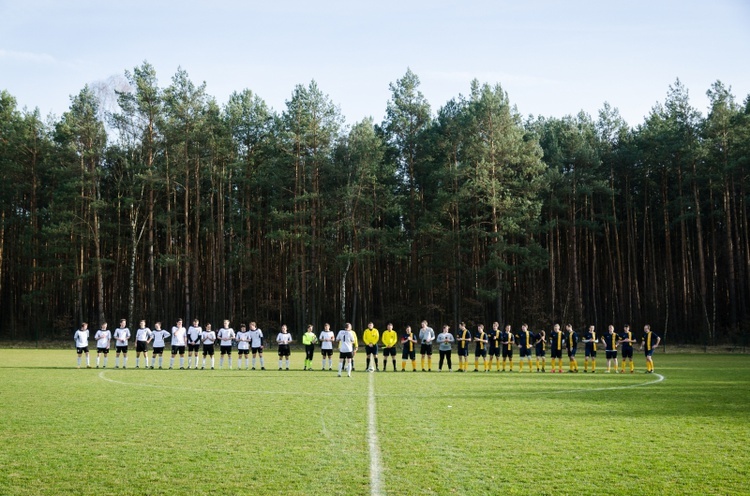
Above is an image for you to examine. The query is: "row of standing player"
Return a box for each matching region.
[338,321,662,375]
[73,319,662,374]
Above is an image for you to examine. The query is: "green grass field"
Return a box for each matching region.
[1,349,748,496]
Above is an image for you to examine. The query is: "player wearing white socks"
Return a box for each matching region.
[319,323,335,370]
[248,322,265,370]
[187,319,203,369]
[134,320,153,368]
[336,323,355,377]
[94,323,111,368]
[150,322,170,369]
[217,320,235,369]
[170,319,187,369]
[201,323,216,369]
[74,323,91,368]
[113,319,131,369]
[276,325,293,370]
[236,324,251,370]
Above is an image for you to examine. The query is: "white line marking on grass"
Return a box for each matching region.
[547,373,665,394]
[368,372,383,496]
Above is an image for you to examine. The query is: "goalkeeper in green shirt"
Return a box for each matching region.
[302,325,318,371]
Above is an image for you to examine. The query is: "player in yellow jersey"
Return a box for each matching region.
[473,324,488,372]
[549,324,564,373]
[582,325,597,373]
[363,322,380,372]
[516,324,534,372]
[619,324,636,373]
[381,323,398,371]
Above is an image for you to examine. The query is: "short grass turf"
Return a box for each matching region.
[0,350,748,496]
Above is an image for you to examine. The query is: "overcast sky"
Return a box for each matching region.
[2,0,749,128]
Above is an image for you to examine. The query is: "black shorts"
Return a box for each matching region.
[152,346,165,355]
[488,347,500,357]
[519,347,532,358]
[585,346,597,357]
[457,346,469,357]
[621,347,633,359]
[474,349,487,358]
[238,348,250,355]
[220,345,232,355]
[136,341,148,353]
[402,349,416,360]
[567,348,577,358]
[305,344,315,358]
[606,350,618,359]
[172,345,186,355]
[382,347,396,357]
[321,348,333,357]
[97,347,110,355]
[339,351,353,360]
[251,346,263,355]
[420,344,433,355]
[188,343,201,352]
[502,348,513,359]
[202,345,214,356]
[535,348,546,357]
[365,345,378,355]
[278,345,290,357]
[551,349,563,359]
[116,345,128,354]
[76,347,89,354]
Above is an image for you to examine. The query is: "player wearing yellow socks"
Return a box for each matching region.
[534,329,546,372]
[455,323,472,372]
[565,324,579,373]
[516,324,534,372]
[549,324,564,373]
[640,324,661,373]
[619,324,635,373]
[500,324,515,372]
[401,326,417,371]
[488,322,501,371]
[582,325,597,373]
[473,324,488,372]
[601,325,620,373]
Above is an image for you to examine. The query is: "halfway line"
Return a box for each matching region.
[368,372,383,496]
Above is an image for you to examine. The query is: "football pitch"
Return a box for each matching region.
[0,350,748,496]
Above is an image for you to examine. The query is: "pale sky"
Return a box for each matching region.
[2,0,749,128]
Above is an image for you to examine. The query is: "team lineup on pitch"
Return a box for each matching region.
[73,318,664,376]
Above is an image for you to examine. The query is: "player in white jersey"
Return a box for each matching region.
[336,323,355,377]
[276,324,293,370]
[217,320,235,369]
[236,324,252,370]
[113,319,131,368]
[134,320,153,368]
[248,322,265,370]
[150,322,170,369]
[94,323,111,368]
[201,323,216,369]
[186,318,203,369]
[318,323,335,370]
[170,318,187,369]
[73,322,91,368]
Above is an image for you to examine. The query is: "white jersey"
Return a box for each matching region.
[152,329,170,348]
[135,327,152,342]
[201,330,216,345]
[336,330,354,353]
[249,329,264,347]
[74,329,89,348]
[236,331,251,350]
[114,327,131,346]
[319,330,335,350]
[187,326,203,345]
[171,326,187,346]
[217,328,235,346]
[276,332,292,345]
[94,330,111,348]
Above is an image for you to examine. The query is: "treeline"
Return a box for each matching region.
[1,62,749,344]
